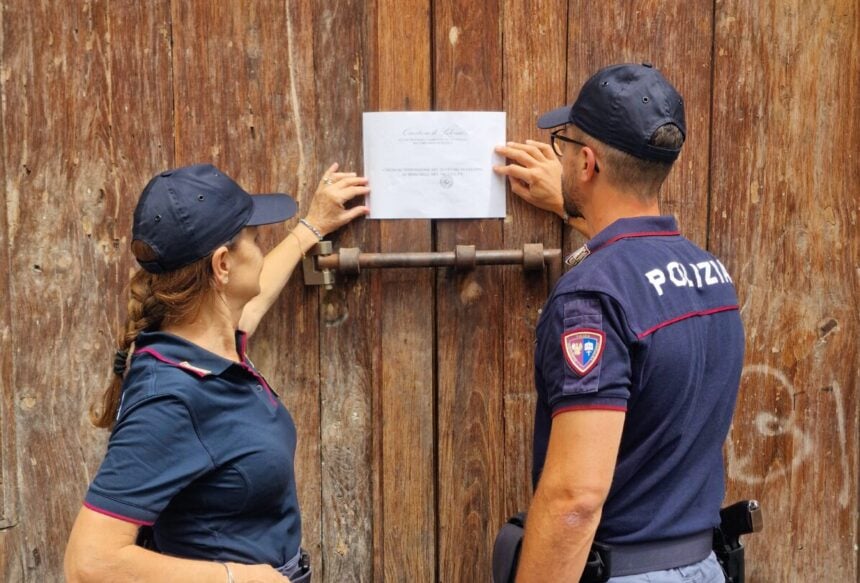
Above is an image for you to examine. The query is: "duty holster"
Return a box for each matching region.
[712,500,763,583]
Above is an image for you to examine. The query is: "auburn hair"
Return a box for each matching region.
[90,239,230,429]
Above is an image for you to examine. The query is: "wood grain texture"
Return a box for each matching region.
[500,0,568,520]
[711,1,859,581]
[0,0,20,575]
[94,0,176,481]
[434,1,505,580]
[268,0,326,571]
[566,0,714,251]
[1,2,857,581]
[368,0,436,580]
[310,2,376,581]
[169,0,327,575]
[0,1,173,580]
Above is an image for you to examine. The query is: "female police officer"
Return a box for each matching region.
[65,162,369,583]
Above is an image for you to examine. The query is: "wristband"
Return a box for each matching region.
[299,218,324,241]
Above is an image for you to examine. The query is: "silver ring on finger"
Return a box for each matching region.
[323,178,335,185]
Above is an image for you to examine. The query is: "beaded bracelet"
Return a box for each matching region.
[299,218,324,241]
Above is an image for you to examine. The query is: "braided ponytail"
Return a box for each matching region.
[90,240,225,430]
[90,269,162,428]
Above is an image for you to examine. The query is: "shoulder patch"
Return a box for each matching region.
[561,328,605,376]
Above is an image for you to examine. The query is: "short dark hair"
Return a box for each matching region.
[572,124,684,200]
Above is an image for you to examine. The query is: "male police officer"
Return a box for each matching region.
[493,63,743,582]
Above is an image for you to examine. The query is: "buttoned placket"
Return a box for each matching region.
[239,357,278,406]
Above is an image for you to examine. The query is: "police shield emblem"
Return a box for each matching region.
[561,329,605,376]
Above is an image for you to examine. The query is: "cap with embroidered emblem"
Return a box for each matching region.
[132,163,297,273]
[537,63,686,162]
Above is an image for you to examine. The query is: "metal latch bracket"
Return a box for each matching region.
[302,241,335,289]
[302,242,561,288]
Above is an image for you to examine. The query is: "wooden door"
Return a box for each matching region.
[0,1,856,581]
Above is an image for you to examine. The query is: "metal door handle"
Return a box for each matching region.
[303,242,562,288]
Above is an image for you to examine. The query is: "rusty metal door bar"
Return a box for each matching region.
[303,242,562,288]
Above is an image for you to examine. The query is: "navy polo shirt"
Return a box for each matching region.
[533,216,744,544]
[85,330,301,566]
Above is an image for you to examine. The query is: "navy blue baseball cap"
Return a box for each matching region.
[537,63,686,162]
[132,163,297,273]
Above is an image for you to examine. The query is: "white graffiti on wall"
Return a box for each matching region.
[831,380,850,508]
[726,365,850,508]
[726,364,850,508]
[726,364,813,485]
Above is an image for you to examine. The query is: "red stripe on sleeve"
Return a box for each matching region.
[83,501,154,526]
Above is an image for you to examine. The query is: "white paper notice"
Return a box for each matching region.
[362,111,506,219]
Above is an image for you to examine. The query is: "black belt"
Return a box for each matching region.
[603,530,713,577]
[493,512,713,583]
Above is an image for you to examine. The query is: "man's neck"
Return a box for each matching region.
[582,186,660,238]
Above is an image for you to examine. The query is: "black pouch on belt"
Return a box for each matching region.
[493,513,609,583]
[492,512,527,583]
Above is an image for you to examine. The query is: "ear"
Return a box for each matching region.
[210,245,232,286]
[580,147,599,182]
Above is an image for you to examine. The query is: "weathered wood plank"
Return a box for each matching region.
[368,0,436,581]
[712,1,859,581]
[0,0,10,530]
[254,1,329,574]
[97,0,176,468]
[434,1,505,580]
[0,2,854,582]
[169,0,325,574]
[566,0,714,251]
[500,0,568,520]
[308,2,376,581]
[0,0,21,577]
[0,1,173,580]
